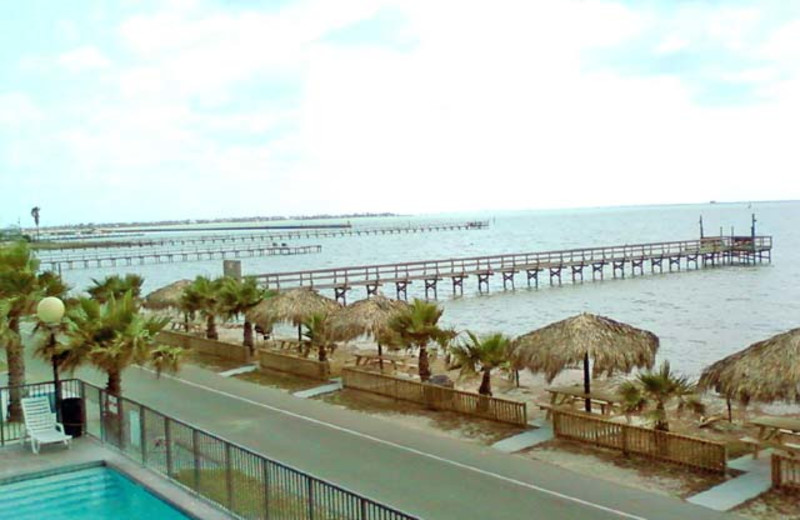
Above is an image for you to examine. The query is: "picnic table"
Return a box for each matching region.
[353,352,413,372]
[543,386,622,418]
[742,416,800,459]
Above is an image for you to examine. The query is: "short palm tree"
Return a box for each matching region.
[302,312,334,362]
[63,291,184,396]
[218,277,272,354]
[450,332,510,396]
[388,299,448,382]
[0,241,68,420]
[181,276,222,340]
[87,274,144,303]
[618,361,704,431]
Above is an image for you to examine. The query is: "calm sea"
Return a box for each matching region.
[56,201,800,378]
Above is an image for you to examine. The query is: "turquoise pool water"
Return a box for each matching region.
[0,466,192,519]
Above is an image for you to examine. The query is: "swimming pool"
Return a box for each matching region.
[0,466,192,519]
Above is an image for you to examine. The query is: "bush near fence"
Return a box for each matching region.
[341,368,527,426]
[551,408,727,474]
[259,349,331,381]
[772,453,800,491]
[157,330,251,363]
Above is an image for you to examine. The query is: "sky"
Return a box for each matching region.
[2,0,800,226]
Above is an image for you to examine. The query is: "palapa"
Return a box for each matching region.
[142,279,193,310]
[510,312,659,412]
[246,287,340,340]
[328,294,409,370]
[698,327,800,406]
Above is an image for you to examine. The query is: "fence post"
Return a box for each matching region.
[193,429,201,491]
[621,425,629,456]
[360,498,367,520]
[225,443,234,511]
[263,459,270,520]
[307,478,315,520]
[140,407,147,465]
[118,398,124,451]
[165,419,173,477]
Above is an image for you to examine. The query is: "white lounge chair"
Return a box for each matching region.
[21,396,72,454]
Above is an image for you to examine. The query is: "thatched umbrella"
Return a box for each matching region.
[510,313,659,412]
[328,294,409,370]
[246,287,341,341]
[699,328,800,420]
[143,279,192,311]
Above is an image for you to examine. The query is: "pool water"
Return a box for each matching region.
[0,466,192,519]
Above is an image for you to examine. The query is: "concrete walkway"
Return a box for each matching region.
[492,420,554,453]
[687,452,773,511]
[292,378,343,399]
[218,364,259,377]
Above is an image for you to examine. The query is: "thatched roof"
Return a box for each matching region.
[698,328,800,404]
[142,279,192,310]
[509,313,659,382]
[246,287,340,329]
[328,294,409,342]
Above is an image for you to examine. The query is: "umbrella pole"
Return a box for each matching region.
[726,397,732,423]
[378,343,384,373]
[583,352,592,413]
[297,324,302,342]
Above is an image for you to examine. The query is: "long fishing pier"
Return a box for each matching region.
[253,236,772,302]
[36,221,489,252]
[41,244,322,271]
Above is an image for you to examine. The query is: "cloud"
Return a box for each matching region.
[58,46,111,72]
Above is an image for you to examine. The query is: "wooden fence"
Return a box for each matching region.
[552,408,727,474]
[341,368,527,426]
[772,453,800,490]
[259,350,330,381]
[157,331,251,363]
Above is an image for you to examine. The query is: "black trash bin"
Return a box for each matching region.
[60,397,84,437]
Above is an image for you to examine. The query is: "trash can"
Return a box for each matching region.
[60,398,84,437]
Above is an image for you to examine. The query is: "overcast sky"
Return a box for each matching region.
[2,0,799,226]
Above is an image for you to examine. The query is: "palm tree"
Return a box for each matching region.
[87,274,144,303]
[618,361,704,431]
[0,241,68,420]
[63,291,184,396]
[388,299,448,382]
[218,277,272,354]
[30,207,40,241]
[302,312,334,362]
[181,276,222,340]
[450,332,510,396]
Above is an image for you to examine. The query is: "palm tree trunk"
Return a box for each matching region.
[243,320,254,353]
[418,347,431,382]
[655,401,669,431]
[106,370,122,397]
[7,317,24,421]
[318,343,328,363]
[478,369,492,396]
[183,312,190,332]
[377,343,384,373]
[583,352,592,413]
[206,314,218,340]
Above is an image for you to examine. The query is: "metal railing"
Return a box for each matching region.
[0,380,83,446]
[1,380,418,520]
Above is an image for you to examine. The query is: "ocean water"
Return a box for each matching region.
[57,201,800,379]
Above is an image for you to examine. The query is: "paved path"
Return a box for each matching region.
[688,453,773,511]
[292,378,343,399]
[18,353,733,520]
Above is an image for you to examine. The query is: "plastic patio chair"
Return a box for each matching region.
[21,396,72,454]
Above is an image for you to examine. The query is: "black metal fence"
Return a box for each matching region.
[1,380,418,520]
[0,379,83,447]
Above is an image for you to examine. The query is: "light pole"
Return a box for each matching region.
[37,296,65,421]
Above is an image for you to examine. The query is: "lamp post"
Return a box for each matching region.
[37,296,65,421]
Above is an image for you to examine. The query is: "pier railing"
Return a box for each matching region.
[253,236,773,291]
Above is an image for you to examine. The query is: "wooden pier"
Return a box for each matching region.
[252,236,772,303]
[41,244,322,271]
[36,221,489,252]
